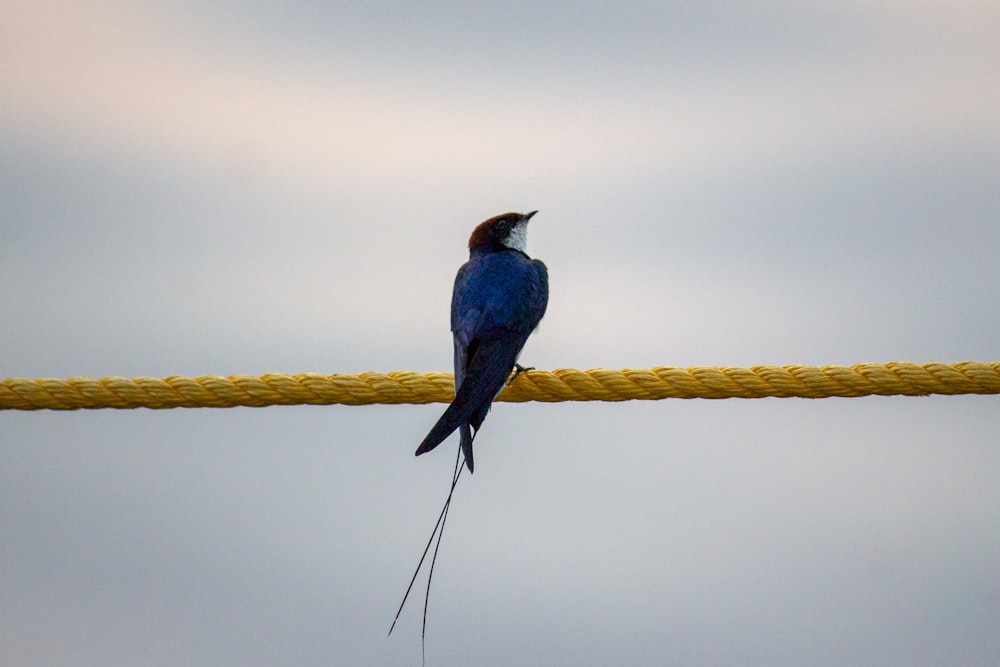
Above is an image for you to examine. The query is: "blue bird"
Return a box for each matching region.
[415,210,549,473]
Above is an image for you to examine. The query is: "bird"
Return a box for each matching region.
[414,210,549,473]
[391,212,547,643]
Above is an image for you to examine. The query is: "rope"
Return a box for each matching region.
[1,361,998,411]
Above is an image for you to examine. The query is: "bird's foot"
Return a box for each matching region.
[508,363,535,386]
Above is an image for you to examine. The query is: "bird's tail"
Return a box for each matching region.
[416,395,488,473]
[459,424,475,473]
[414,399,467,458]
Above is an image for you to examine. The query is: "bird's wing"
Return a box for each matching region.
[523,259,549,332]
[415,332,528,458]
[452,334,468,392]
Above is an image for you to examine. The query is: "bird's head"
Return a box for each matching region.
[468,210,538,253]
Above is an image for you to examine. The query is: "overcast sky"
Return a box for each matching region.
[2,2,999,665]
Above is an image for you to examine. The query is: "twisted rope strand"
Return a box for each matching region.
[2,362,998,411]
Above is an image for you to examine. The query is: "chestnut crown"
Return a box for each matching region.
[467,210,537,253]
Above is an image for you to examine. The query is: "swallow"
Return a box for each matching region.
[414,210,549,472]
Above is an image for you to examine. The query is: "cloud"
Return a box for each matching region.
[3,2,999,665]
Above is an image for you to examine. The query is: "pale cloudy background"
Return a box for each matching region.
[2,2,999,665]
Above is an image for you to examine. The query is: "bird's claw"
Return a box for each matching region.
[508,363,535,386]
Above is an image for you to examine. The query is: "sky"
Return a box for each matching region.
[2,1,999,665]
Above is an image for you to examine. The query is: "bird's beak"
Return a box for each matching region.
[524,210,538,221]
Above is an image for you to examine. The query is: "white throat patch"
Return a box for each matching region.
[501,221,528,253]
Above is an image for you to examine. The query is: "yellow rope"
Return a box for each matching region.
[1,361,998,411]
